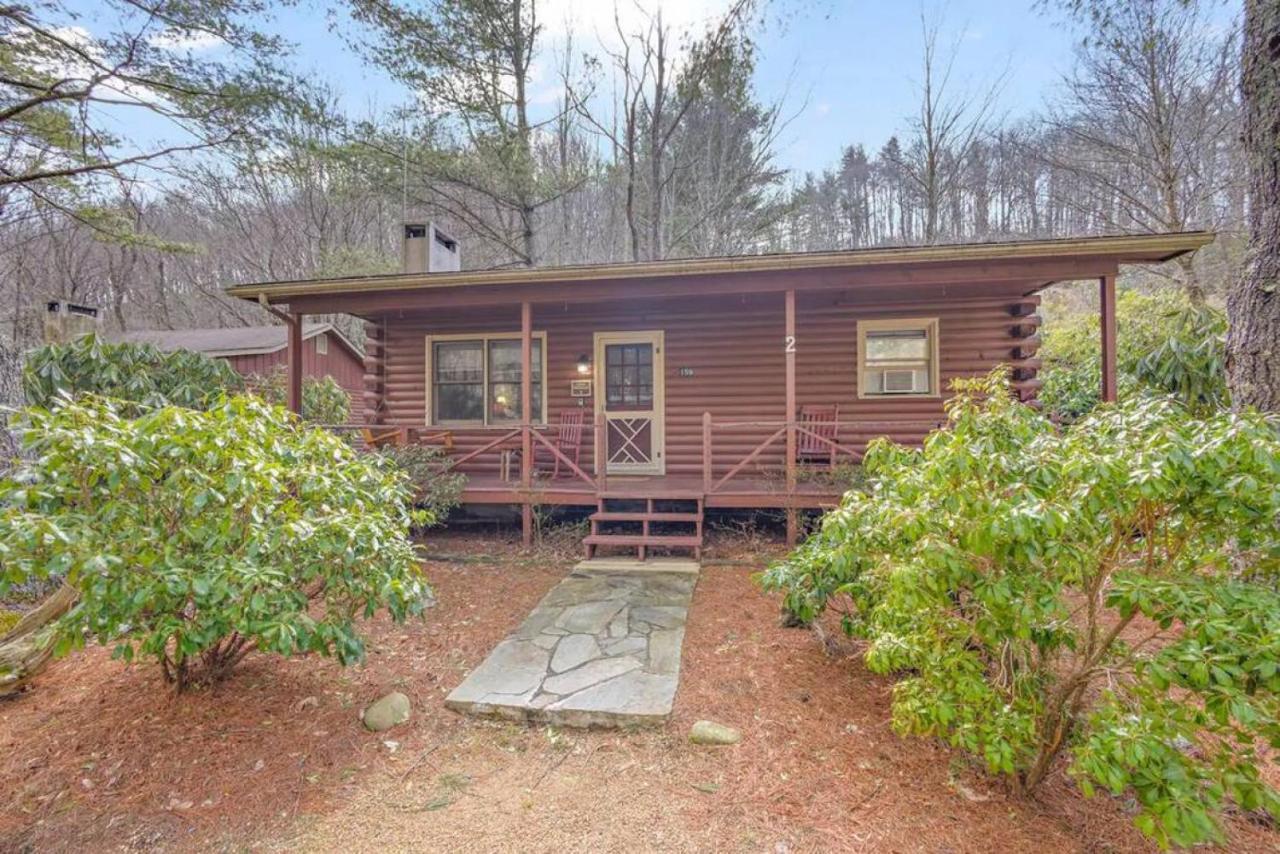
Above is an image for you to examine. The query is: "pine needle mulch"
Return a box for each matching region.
[1,530,1276,852]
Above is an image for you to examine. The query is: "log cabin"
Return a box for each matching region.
[228,227,1213,558]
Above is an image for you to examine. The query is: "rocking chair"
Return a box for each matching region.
[534,409,586,479]
[796,404,840,469]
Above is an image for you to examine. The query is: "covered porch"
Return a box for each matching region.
[233,232,1211,552]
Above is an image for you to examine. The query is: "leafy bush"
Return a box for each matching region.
[375,444,465,526]
[250,366,352,425]
[761,371,1280,847]
[1039,290,1227,421]
[23,334,243,414]
[0,395,429,692]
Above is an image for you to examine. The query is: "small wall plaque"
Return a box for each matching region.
[570,379,592,398]
[678,367,695,377]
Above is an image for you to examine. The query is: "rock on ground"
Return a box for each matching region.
[689,720,741,745]
[362,691,411,732]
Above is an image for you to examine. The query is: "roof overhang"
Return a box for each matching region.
[228,232,1214,313]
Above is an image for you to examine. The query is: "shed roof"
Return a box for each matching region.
[113,323,362,359]
[227,232,1214,305]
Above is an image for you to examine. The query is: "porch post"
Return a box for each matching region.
[520,301,533,546]
[784,289,797,546]
[1100,274,1117,403]
[286,311,303,415]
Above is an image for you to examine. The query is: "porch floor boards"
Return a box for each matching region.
[458,472,844,509]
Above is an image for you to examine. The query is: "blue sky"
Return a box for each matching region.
[279,0,1085,174]
[65,0,1242,178]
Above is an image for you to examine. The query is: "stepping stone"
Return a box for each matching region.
[632,606,685,629]
[607,607,630,638]
[543,656,640,696]
[550,634,599,673]
[555,600,626,634]
[446,564,699,727]
[648,628,683,675]
[445,639,550,708]
[602,636,647,657]
[546,670,677,727]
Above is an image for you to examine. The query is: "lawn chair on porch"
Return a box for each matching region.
[796,404,840,470]
[533,409,586,479]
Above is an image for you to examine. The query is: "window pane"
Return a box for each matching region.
[435,383,483,421]
[435,341,482,383]
[866,329,929,362]
[487,339,542,383]
[489,382,543,422]
[604,343,653,410]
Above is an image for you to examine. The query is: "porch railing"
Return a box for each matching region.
[700,413,945,495]
[395,419,601,492]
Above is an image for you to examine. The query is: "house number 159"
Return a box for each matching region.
[784,335,796,353]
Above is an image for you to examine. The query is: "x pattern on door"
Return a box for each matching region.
[607,417,654,465]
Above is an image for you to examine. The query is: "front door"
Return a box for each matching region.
[595,330,665,475]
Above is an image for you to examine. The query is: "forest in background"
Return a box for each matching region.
[0,0,1250,353]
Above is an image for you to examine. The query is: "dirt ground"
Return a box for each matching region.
[1,529,1277,853]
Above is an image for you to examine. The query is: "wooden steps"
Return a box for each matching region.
[585,494,704,561]
[590,511,702,523]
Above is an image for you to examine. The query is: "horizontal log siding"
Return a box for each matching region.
[227,333,366,404]
[373,287,1040,477]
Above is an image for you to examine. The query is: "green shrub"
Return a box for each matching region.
[0,395,429,692]
[1039,290,1227,421]
[375,444,465,526]
[250,366,352,425]
[761,371,1280,848]
[23,334,243,414]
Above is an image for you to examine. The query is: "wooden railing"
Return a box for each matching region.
[393,418,603,492]
[701,413,945,494]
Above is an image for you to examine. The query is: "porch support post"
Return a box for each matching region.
[702,411,713,494]
[520,301,533,546]
[286,311,303,415]
[1100,274,1118,403]
[784,289,798,546]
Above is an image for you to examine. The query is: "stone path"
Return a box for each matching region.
[445,559,699,727]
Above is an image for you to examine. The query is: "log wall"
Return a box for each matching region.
[366,286,1042,476]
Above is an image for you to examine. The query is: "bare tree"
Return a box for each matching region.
[1042,0,1240,302]
[891,11,1004,244]
[570,0,763,260]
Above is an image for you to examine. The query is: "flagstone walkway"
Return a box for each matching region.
[445,559,699,728]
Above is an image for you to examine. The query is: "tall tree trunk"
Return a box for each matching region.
[1227,0,1280,412]
[512,0,537,267]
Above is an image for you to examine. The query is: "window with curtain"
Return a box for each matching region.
[429,335,544,424]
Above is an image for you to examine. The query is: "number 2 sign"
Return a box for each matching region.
[784,335,796,353]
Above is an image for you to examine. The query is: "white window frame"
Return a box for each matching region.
[857,317,941,399]
[314,333,328,355]
[425,332,548,427]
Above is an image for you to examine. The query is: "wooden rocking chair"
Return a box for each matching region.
[535,409,586,479]
[360,425,405,449]
[796,404,840,469]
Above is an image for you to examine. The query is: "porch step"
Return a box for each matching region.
[598,490,705,500]
[585,493,705,561]
[582,534,702,547]
[589,511,702,523]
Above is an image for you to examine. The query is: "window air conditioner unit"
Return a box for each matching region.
[880,368,923,394]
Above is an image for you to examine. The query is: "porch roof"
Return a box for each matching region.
[228,231,1213,311]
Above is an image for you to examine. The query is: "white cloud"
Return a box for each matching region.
[149,29,226,53]
[538,0,740,58]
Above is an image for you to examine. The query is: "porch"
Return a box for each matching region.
[234,233,1214,553]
